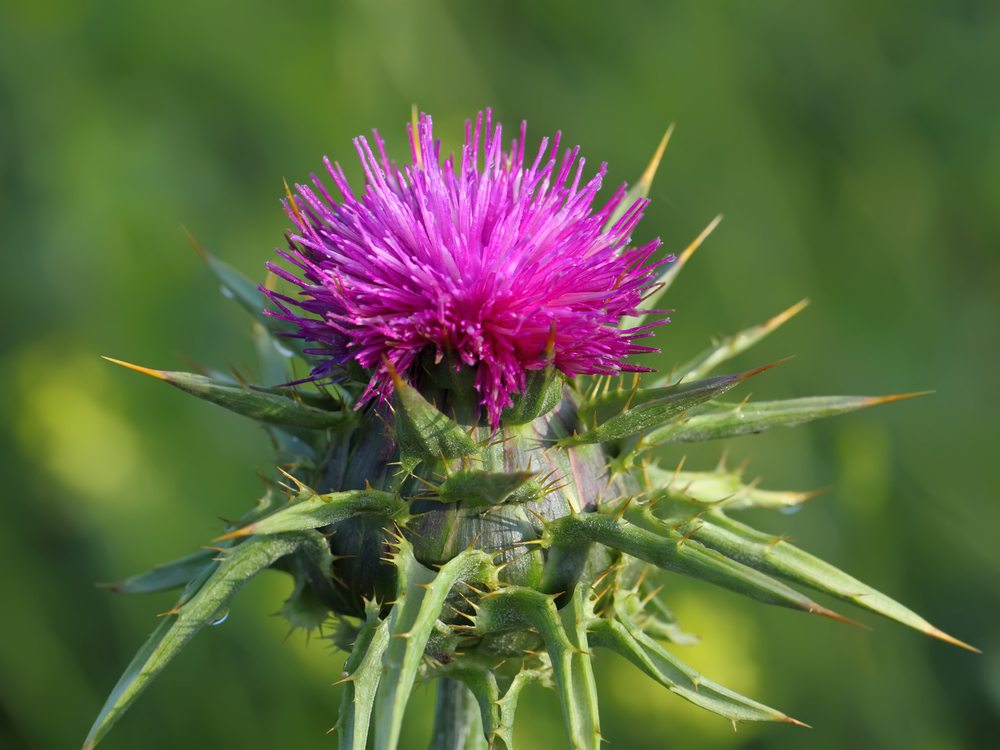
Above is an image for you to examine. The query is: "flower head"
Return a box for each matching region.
[266,110,666,425]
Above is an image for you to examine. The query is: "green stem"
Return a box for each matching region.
[429,678,486,750]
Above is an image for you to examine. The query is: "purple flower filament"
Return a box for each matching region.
[266,111,667,426]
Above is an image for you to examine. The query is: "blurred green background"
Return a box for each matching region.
[1,1,998,748]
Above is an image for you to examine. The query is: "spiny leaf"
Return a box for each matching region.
[337,601,391,750]
[562,365,777,447]
[643,392,931,446]
[577,364,775,429]
[426,679,490,750]
[388,363,478,473]
[492,666,550,750]
[374,541,497,750]
[444,662,551,750]
[589,616,805,726]
[643,463,819,511]
[476,588,601,750]
[610,584,802,724]
[103,357,347,429]
[436,469,537,507]
[502,368,564,426]
[603,124,673,232]
[252,315,333,458]
[689,512,978,651]
[663,299,809,385]
[97,549,216,595]
[216,487,403,540]
[559,588,602,749]
[83,532,319,750]
[373,541,439,750]
[253,315,295,388]
[611,580,698,645]
[547,510,856,624]
[186,228,297,343]
[99,486,292,595]
[437,668,501,750]
[279,541,339,631]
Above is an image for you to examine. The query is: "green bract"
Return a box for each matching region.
[87,136,974,750]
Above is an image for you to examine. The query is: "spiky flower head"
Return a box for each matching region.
[265,111,664,425]
[88,111,975,750]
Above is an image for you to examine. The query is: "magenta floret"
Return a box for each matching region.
[266,110,668,425]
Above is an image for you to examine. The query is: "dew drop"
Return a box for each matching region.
[211,609,230,626]
[274,341,294,358]
[779,505,803,515]
[220,285,236,299]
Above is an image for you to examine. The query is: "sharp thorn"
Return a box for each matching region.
[924,626,981,653]
[637,123,674,192]
[182,224,209,259]
[862,391,934,406]
[810,604,869,630]
[737,357,794,382]
[101,356,169,381]
[214,526,254,541]
[766,298,810,330]
[677,214,722,266]
[782,715,813,729]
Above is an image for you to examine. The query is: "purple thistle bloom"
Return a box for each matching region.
[265,110,668,426]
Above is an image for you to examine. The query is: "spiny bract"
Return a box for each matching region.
[88,111,975,750]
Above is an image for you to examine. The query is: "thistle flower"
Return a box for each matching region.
[89,111,976,750]
[264,111,665,426]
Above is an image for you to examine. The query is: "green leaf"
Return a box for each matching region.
[217,486,404,541]
[644,392,930,446]
[423,678,489,750]
[98,549,216,595]
[389,365,479,473]
[253,317,331,459]
[438,667,501,750]
[660,299,809,385]
[643,463,819,511]
[611,579,698,645]
[99,486,293,594]
[204,249,270,324]
[689,512,978,651]
[278,541,339,630]
[548,510,854,623]
[493,666,550,750]
[441,659,552,750]
[502,369,564,426]
[436,470,536,507]
[253,319,296,388]
[562,366,774,447]
[559,588,602,748]
[476,588,601,750]
[337,602,391,750]
[590,615,803,725]
[374,540,496,750]
[103,358,348,429]
[186,229,292,337]
[83,532,317,750]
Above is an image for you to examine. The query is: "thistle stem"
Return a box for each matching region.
[429,678,486,750]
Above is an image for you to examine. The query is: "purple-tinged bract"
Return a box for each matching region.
[265,111,666,425]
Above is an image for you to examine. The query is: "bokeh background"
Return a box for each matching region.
[2,1,998,748]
